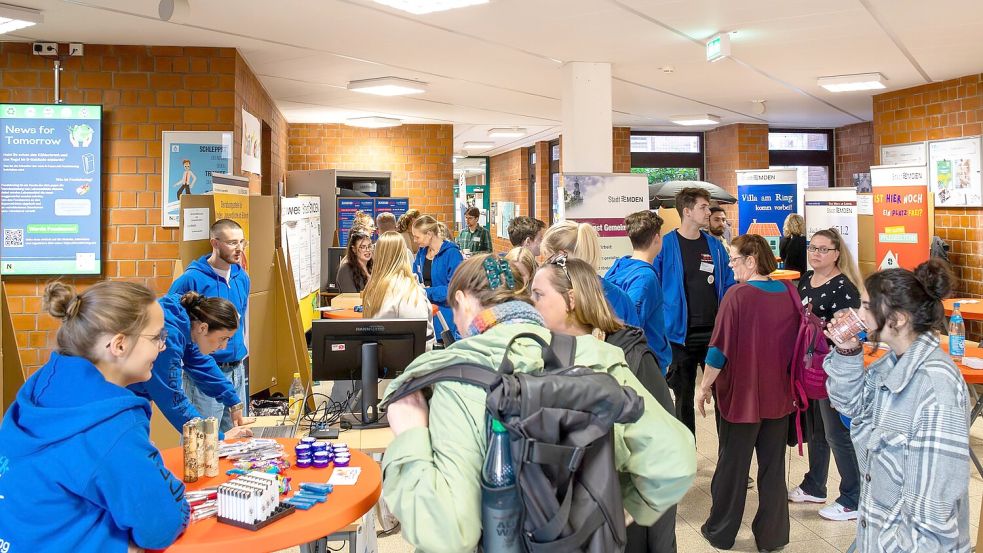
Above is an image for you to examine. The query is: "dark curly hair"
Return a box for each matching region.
[864,258,954,340]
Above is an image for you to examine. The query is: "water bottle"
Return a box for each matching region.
[481,419,521,553]
[949,303,965,363]
[288,372,304,421]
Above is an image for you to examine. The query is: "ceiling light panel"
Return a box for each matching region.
[669,114,721,126]
[0,3,42,34]
[817,73,887,92]
[487,128,527,138]
[462,141,494,150]
[372,0,490,15]
[347,77,428,96]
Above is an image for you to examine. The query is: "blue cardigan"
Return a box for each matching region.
[414,240,464,339]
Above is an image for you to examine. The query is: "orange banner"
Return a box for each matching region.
[872,184,929,271]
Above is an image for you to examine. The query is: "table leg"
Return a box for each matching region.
[968,385,983,478]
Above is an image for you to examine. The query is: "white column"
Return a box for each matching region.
[560,62,613,174]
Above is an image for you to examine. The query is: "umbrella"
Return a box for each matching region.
[648,180,737,208]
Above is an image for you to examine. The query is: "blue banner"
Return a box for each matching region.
[737,183,797,256]
[337,198,375,247]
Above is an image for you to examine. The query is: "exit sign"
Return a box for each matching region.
[706,33,731,62]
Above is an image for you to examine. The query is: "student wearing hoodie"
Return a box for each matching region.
[412,215,464,341]
[0,281,189,551]
[605,210,673,373]
[169,218,252,432]
[128,291,253,438]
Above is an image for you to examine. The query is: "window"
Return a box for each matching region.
[527,146,536,217]
[768,131,829,151]
[630,131,704,185]
[768,128,835,214]
[549,139,561,224]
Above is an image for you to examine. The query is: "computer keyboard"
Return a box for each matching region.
[252,425,296,439]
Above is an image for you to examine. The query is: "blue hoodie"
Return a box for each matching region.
[128,294,241,433]
[600,278,642,329]
[413,240,464,339]
[169,255,250,363]
[653,229,736,345]
[604,256,672,373]
[0,352,189,552]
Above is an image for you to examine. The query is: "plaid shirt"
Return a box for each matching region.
[826,333,970,553]
[455,225,491,254]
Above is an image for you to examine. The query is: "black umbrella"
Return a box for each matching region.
[649,180,737,208]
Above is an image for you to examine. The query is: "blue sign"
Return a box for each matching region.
[374,197,409,221]
[1,104,102,275]
[337,198,376,247]
[163,139,231,226]
[737,183,796,257]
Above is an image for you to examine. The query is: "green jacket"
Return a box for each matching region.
[381,323,697,553]
[455,224,492,253]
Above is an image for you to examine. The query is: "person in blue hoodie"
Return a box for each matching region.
[605,210,673,374]
[541,220,642,328]
[411,215,464,341]
[129,291,253,439]
[653,187,736,436]
[0,281,189,551]
[169,218,253,432]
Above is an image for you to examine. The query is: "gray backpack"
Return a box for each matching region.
[380,332,645,553]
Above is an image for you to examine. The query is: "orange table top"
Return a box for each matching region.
[321,308,362,319]
[944,298,983,320]
[159,438,381,553]
[771,269,801,281]
[864,341,983,385]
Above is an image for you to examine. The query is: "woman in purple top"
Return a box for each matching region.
[695,234,800,552]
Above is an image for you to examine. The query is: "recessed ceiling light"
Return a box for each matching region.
[669,114,721,126]
[0,3,42,34]
[462,141,494,150]
[345,116,402,128]
[487,128,527,138]
[817,73,886,92]
[372,0,490,15]
[347,77,428,96]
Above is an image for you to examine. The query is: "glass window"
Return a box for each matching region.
[768,132,829,151]
[630,134,701,153]
[631,167,699,185]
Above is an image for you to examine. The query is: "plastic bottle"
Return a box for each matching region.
[949,303,965,363]
[481,419,521,553]
[288,372,304,421]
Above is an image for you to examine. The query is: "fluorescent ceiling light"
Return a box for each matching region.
[462,141,494,150]
[669,114,721,126]
[372,0,490,15]
[817,73,886,92]
[0,3,42,34]
[347,77,428,96]
[488,127,527,138]
[345,116,402,128]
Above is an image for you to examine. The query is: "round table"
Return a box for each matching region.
[322,308,363,320]
[158,438,381,552]
[864,340,983,384]
[944,298,983,320]
[771,269,801,281]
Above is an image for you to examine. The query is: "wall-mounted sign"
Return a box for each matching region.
[928,136,982,207]
[706,33,731,62]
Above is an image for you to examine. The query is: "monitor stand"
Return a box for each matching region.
[346,342,390,430]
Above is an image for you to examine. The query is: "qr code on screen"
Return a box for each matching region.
[4,228,24,248]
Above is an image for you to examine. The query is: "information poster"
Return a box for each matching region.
[736,169,798,257]
[162,131,232,227]
[280,197,321,299]
[804,188,859,266]
[241,108,262,175]
[337,198,375,247]
[880,142,927,167]
[928,136,982,207]
[561,173,649,275]
[1,104,102,275]
[871,165,930,270]
[374,197,410,225]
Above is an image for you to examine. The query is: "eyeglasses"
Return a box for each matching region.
[220,239,248,249]
[106,328,168,350]
[807,246,838,254]
[357,244,374,252]
[547,253,572,285]
[728,255,746,266]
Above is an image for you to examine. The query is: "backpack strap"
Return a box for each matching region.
[548,331,577,366]
[378,363,499,410]
[500,331,565,375]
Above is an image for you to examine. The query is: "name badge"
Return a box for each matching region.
[700,262,714,273]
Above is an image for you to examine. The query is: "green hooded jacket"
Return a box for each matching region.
[380,322,697,553]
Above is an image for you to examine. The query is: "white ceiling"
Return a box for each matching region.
[9,0,983,156]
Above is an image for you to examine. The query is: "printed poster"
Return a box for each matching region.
[928,136,982,207]
[280,197,321,299]
[161,131,232,227]
[871,165,930,270]
[241,108,262,175]
[804,188,859,266]
[736,169,798,257]
[337,198,375,247]
[562,173,649,275]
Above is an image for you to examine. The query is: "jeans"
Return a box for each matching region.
[798,398,861,510]
[184,360,246,433]
[667,327,712,436]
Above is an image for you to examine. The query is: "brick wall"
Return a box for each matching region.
[535,141,552,224]
[613,126,631,173]
[705,123,770,229]
[234,53,288,194]
[286,124,455,228]
[834,122,874,188]
[873,73,983,339]
[0,43,239,371]
[488,148,529,253]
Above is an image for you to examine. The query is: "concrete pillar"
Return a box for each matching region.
[560,62,612,174]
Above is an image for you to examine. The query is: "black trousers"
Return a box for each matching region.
[702,417,790,551]
[666,327,712,436]
[625,504,677,553]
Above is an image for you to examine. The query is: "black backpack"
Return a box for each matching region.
[597,326,674,414]
[380,332,645,553]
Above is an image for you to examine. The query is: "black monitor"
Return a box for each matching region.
[311,318,427,428]
[324,247,346,291]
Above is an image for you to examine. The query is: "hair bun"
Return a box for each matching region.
[42,281,78,320]
[180,290,204,311]
[913,258,954,301]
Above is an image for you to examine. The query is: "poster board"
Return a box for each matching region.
[736,169,798,257]
[337,197,410,247]
[241,108,262,175]
[928,136,982,207]
[871,164,930,271]
[280,196,321,301]
[880,142,927,167]
[161,131,232,227]
[1,281,26,417]
[560,173,649,275]
[804,187,859,265]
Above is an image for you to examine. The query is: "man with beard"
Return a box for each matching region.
[170,219,254,432]
[707,206,731,245]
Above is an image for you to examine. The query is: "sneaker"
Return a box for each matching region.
[787,486,826,504]
[818,502,859,521]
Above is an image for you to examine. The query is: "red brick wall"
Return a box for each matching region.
[613,126,631,173]
[488,148,529,253]
[535,141,552,224]
[705,123,770,229]
[834,122,874,187]
[873,73,983,339]
[0,43,238,372]
[234,53,288,194]
[286,124,455,226]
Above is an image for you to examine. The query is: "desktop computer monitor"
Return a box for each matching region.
[324,247,346,291]
[311,318,427,428]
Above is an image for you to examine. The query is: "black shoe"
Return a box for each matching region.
[700,523,732,550]
[758,547,785,553]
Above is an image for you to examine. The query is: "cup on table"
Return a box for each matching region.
[829,307,868,345]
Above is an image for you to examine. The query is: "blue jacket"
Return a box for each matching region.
[129,294,241,433]
[169,255,250,363]
[600,277,642,329]
[653,230,736,345]
[0,352,189,551]
[604,257,673,373]
[413,240,464,339]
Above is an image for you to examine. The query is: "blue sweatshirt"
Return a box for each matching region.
[600,277,642,329]
[0,352,189,552]
[128,294,241,432]
[169,255,250,363]
[413,240,464,339]
[653,230,737,345]
[604,256,673,373]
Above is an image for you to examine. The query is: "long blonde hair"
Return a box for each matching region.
[541,221,600,270]
[536,256,623,334]
[362,232,425,318]
[811,228,865,294]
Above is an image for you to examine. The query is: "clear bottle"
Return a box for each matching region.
[481,419,521,553]
[949,303,965,364]
[288,372,304,421]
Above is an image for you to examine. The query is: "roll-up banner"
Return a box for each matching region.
[804,187,859,267]
[736,168,798,257]
[871,164,930,270]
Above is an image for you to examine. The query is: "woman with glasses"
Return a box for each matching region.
[412,215,465,340]
[337,230,374,293]
[695,234,800,552]
[380,254,696,553]
[780,213,807,274]
[0,281,190,551]
[788,228,865,521]
[363,231,435,351]
[129,291,253,439]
